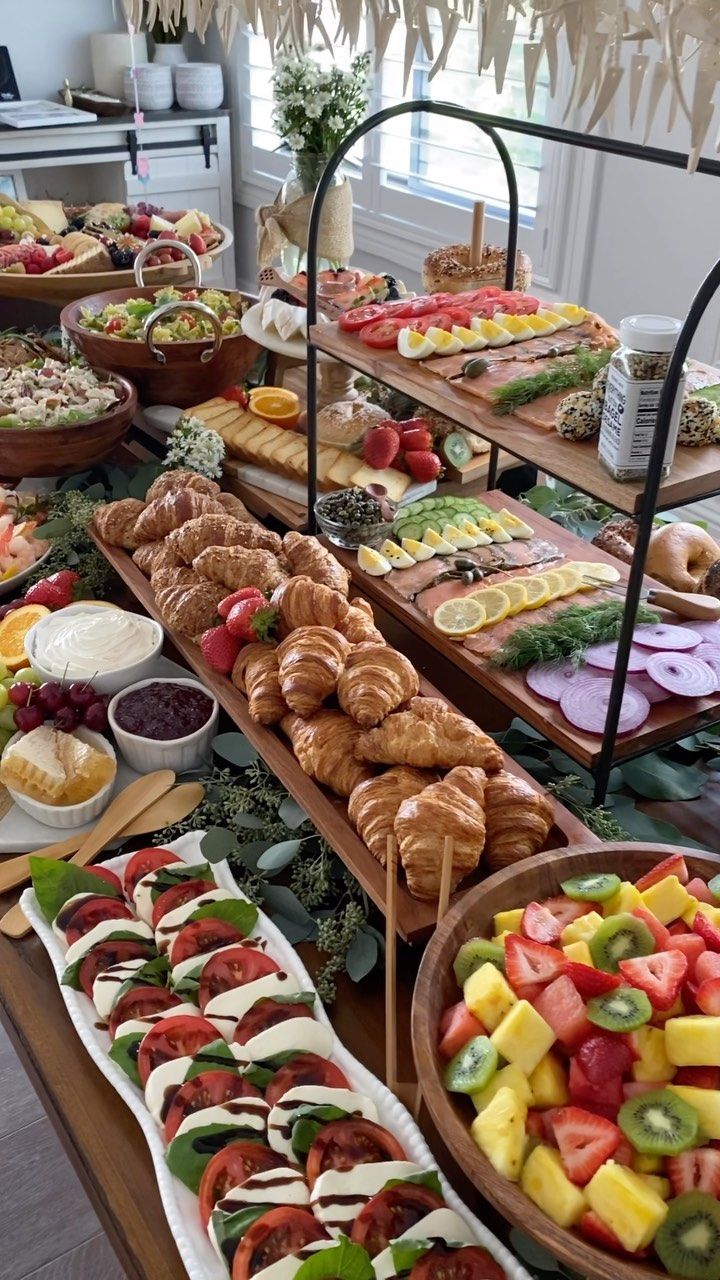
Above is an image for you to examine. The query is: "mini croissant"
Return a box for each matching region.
[232,642,287,725]
[394,765,487,900]
[483,770,554,872]
[272,576,349,632]
[93,498,146,549]
[356,697,504,772]
[276,626,351,717]
[282,531,350,595]
[133,489,226,543]
[193,545,288,594]
[348,766,434,865]
[155,581,226,638]
[167,514,282,563]
[338,645,419,728]
[145,469,220,503]
[281,710,374,796]
[336,598,385,646]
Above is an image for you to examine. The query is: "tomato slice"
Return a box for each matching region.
[359,318,405,348]
[124,847,179,900]
[151,878,216,930]
[137,1014,220,1087]
[351,1184,445,1257]
[84,865,123,894]
[64,896,134,945]
[198,1141,288,1227]
[199,947,281,1012]
[445,307,473,327]
[437,1002,486,1061]
[265,1053,350,1108]
[233,998,314,1047]
[170,918,246,968]
[338,304,386,333]
[78,940,154,1000]
[306,1118,406,1189]
[108,986,182,1040]
[232,1207,329,1280]
[164,1069,261,1143]
[410,1245,508,1280]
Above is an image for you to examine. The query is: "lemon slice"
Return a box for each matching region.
[470,586,511,626]
[569,560,622,587]
[497,580,528,616]
[434,596,486,638]
[522,576,551,609]
[555,565,583,596]
[541,570,566,601]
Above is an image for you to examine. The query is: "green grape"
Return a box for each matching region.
[0,663,9,682]
[1,677,13,691]
[0,687,9,711]
[14,667,41,685]
[0,728,13,753]
[0,705,16,731]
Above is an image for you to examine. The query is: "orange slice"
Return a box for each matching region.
[0,603,50,670]
[248,387,301,427]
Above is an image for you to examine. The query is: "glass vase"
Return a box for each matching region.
[279,152,345,278]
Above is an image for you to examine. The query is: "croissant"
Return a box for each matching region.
[132,540,181,578]
[395,765,487,900]
[272,576,349,632]
[283,531,350,595]
[356,697,504,772]
[276,626,351,717]
[281,710,374,796]
[134,490,226,543]
[348,766,434,865]
[155,581,226,638]
[216,491,252,521]
[338,645,418,728]
[151,565,203,594]
[93,498,146,550]
[232,642,287,725]
[167,514,282,564]
[193,545,288,594]
[145,469,220,503]
[337,598,385,646]
[483,770,554,873]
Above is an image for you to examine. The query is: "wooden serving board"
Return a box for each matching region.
[311,323,720,517]
[91,532,593,942]
[327,492,720,771]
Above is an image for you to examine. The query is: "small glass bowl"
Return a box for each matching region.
[314,493,395,549]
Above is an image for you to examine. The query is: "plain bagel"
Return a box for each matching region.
[646,521,720,592]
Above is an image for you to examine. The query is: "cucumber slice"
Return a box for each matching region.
[444,1036,498,1094]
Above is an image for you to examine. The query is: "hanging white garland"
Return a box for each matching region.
[121,0,720,168]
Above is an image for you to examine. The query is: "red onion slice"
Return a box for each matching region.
[633,623,701,650]
[560,676,650,735]
[525,661,595,702]
[585,641,648,673]
[627,671,673,704]
[693,642,720,662]
[644,651,717,697]
[679,620,720,642]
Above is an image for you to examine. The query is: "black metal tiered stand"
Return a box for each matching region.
[303,100,720,804]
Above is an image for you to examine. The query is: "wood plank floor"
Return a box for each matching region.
[0,1024,126,1280]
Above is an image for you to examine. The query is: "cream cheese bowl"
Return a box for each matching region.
[108,676,219,774]
[25,604,164,695]
[2,726,117,828]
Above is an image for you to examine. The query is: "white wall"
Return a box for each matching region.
[6,0,122,100]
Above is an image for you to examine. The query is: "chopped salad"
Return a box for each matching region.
[79,286,243,342]
[0,359,120,429]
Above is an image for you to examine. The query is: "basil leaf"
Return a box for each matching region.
[108,1031,143,1087]
[150,862,215,901]
[383,1170,443,1197]
[389,1239,431,1275]
[242,1049,301,1091]
[295,1239,374,1280]
[166,1124,261,1192]
[114,954,170,1004]
[291,1105,350,1158]
[190,897,258,936]
[61,935,155,989]
[30,857,121,923]
[210,1204,270,1270]
[184,1039,241,1081]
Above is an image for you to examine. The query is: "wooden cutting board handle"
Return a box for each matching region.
[647,589,720,620]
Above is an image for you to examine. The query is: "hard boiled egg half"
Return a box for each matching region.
[398,327,435,359]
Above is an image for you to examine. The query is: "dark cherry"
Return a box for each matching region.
[54,706,81,733]
[67,682,96,709]
[14,704,44,733]
[83,700,108,732]
[8,682,31,707]
[37,682,66,714]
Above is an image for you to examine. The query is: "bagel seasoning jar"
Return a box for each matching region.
[598,315,686,482]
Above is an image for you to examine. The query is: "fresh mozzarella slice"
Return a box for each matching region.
[145,1055,194,1126]
[156,888,235,953]
[204,972,300,1040]
[209,1232,335,1276]
[311,1161,424,1237]
[51,893,97,943]
[92,957,149,1021]
[173,1097,270,1141]
[113,1003,202,1042]
[267,1086,378,1161]
[64,919,153,966]
[372,1209,477,1280]
[171,938,267,988]
[133,863,187,925]
[218,1165,308,1212]
[232,1018,333,1066]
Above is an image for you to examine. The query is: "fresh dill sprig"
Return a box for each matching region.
[491,348,612,415]
[490,600,660,670]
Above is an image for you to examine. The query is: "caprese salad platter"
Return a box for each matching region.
[21,833,527,1280]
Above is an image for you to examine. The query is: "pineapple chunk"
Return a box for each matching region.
[471,1086,527,1182]
[632,1026,676,1082]
[682,897,701,926]
[493,908,524,936]
[464,963,517,1032]
[651,994,684,1025]
[529,1052,569,1108]
[668,1085,720,1139]
[638,1174,671,1201]
[491,1000,556,1076]
[632,1152,664,1174]
[586,1161,668,1252]
[640,876,693,925]
[521,1146,586,1227]
[603,881,642,917]
[665,1016,720,1067]
[692,903,720,928]
[562,940,594,966]
[492,931,511,946]
[472,1063,533,1113]
[560,911,604,947]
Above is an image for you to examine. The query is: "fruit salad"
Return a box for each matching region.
[439,853,720,1277]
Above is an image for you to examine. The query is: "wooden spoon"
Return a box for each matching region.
[0,781,204,897]
[0,771,176,940]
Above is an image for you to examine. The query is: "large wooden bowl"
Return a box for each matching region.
[60,285,261,408]
[412,842,720,1280]
[0,373,137,481]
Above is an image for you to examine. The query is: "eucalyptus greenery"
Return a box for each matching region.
[25,484,115,598]
[521,480,616,541]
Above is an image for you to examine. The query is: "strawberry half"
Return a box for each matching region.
[694,911,720,952]
[618,949,688,1011]
[632,905,671,951]
[695,952,720,984]
[522,898,591,945]
[564,962,621,999]
[551,1106,621,1185]
[504,934,566,995]
[668,933,706,978]
[666,1149,720,1197]
[636,853,689,892]
[577,1034,636,1084]
[674,1066,720,1088]
[580,1211,646,1256]
[686,877,715,905]
[696,977,720,1015]
[534,974,592,1048]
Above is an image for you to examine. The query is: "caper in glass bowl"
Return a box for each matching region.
[314,487,396,549]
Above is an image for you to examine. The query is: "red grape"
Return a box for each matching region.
[14,705,44,732]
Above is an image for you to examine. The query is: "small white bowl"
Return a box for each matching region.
[108,676,218,774]
[3,726,117,829]
[25,604,164,696]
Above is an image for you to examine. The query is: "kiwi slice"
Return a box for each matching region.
[589,912,655,972]
[441,433,473,468]
[618,1089,699,1156]
[708,874,720,902]
[587,986,652,1031]
[443,1035,498,1095]
[453,938,505,986]
[656,1193,720,1280]
[561,872,621,903]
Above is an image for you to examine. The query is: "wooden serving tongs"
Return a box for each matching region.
[582,577,720,621]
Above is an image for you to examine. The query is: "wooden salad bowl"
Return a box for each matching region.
[61,283,261,408]
[412,842,720,1280]
[0,372,137,481]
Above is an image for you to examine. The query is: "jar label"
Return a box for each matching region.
[599,364,684,472]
